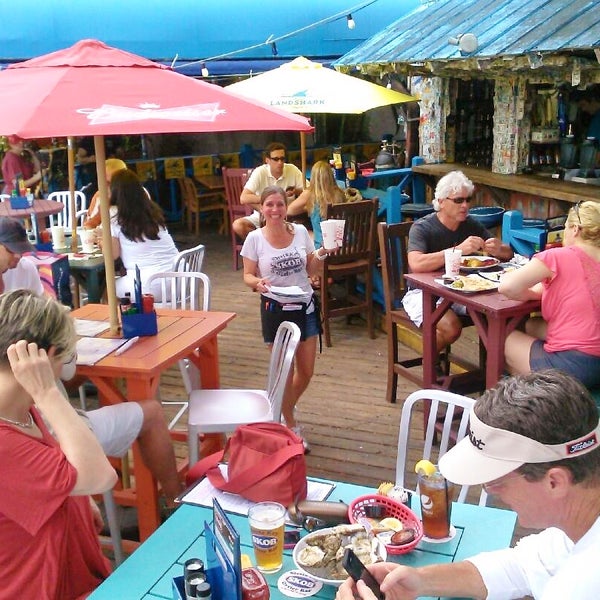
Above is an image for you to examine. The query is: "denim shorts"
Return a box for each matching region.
[530,339,600,388]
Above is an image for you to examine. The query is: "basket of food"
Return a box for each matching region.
[348,494,423,555]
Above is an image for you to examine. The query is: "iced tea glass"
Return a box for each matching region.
[418,470,453,539]
[248,501,286,573]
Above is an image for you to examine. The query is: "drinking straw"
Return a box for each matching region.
[444,478,450,530]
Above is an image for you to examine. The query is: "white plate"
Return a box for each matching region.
[459,255,500,272]
[435,275,498,294]
[292,526,384,587]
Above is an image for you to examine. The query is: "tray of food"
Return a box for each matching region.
[436,274,498,294]
[460,255,500,272]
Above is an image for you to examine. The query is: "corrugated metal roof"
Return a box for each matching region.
[335,0,600,76]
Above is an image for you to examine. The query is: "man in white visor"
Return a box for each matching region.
[337,370,600,600]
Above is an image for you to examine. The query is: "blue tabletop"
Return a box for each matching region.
[90,480,516,600]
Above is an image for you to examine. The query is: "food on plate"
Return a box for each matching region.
[461,256,498,268]
[295,523,375,580]
[449,276,496,292]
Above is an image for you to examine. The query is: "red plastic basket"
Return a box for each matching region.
[348,494,423,555]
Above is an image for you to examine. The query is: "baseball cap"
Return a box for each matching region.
[439,410,600,486]
[7,134,24,145]
[0,218,36,254]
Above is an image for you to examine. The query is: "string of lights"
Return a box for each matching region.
[174,0,377,75]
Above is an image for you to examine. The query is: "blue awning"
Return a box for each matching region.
[0,0,420,77]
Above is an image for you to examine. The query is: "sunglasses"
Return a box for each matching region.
[269,156,286,162]
[449,196,472,205]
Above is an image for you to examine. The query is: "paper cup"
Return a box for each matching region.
[321,220,338,251]
[332,219,346,247]
[444,248,462,277]
[51,226,66,249]
[81,229,96,253]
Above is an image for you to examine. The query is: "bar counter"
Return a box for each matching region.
[412,163,600,206]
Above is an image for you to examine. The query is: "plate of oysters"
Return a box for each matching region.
[293,523,385,586]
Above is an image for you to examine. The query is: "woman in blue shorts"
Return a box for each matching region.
[500,201,600,388]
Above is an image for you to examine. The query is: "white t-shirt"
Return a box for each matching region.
[468,517,600,599]
[240,224,314,307]
[4,258,45,295]
[110,221,178,298]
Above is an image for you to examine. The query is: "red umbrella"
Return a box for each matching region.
[0,39,313,331]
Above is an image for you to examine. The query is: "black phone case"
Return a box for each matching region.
[342,548,385,600]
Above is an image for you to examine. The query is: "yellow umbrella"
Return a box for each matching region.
[226,57,415,175]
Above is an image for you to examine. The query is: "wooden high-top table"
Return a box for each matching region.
[405,272,540,390]
[73,304,236,541]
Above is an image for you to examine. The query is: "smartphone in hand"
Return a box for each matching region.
[342,548,385,600]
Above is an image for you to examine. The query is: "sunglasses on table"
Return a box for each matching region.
[448,196,472,205]
[269,156,286,162]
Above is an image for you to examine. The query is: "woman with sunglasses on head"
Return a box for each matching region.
[500,201,600,388]
[403,170,512,352]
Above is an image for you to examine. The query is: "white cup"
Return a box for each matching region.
[50,226,66,249]
[331,219,346,247]
[320,220,338,251]
[444,248,462,277]
[81,229,96,253]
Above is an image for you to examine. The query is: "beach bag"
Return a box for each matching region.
[186,422,307,505]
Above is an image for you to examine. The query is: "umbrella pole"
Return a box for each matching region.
[300,131,307,186]
[67,137,78,252]
[94,136,120,334]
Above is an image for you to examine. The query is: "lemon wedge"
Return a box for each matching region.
[414,459,437,477]
[378,517,404,532]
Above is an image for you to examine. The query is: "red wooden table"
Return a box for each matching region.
[73,304,236,540]
[404,272,540,390]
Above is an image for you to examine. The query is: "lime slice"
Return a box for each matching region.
[414,459,437,476]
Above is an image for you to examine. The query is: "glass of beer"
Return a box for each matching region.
[248,501,286,573]
[418,470,453,539]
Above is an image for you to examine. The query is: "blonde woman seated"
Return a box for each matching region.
[499,201,600,388]
[82,158,127,230]
[287,160,345,249]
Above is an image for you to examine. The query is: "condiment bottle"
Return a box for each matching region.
[195,581,211,600]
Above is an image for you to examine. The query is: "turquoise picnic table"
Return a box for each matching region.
[89,479,517,600]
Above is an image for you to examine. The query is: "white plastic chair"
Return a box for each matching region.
[47,190,88,231]
[395,389,487,506]
[147,271,211,395]
[187,321,301,465]
[101,489,124,565]
[145,271,212,444]
[172,243,205,273]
